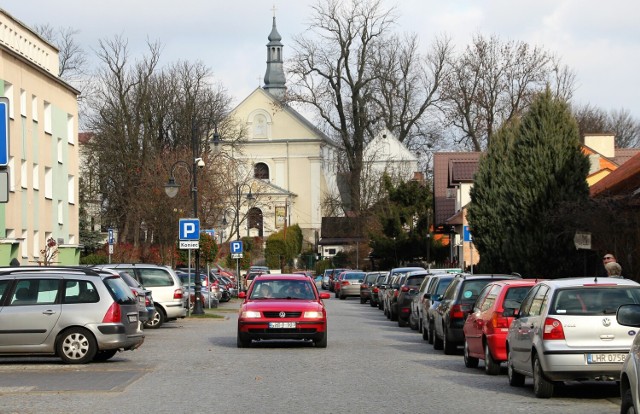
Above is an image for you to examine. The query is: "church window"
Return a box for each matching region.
[254,163,269,180]
[254,114,267,138]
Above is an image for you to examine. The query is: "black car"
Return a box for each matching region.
[422,274,455,344]
[396,271,429,327]
[432,273,520,354]
[360,271,383,304]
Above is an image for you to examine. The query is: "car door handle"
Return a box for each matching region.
[42,310,57,315]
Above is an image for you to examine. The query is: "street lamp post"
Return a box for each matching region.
[164,125,205,315]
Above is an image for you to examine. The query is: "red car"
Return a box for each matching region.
[237,274,331,348]
[462,279,538,374]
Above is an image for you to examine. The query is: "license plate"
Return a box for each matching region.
[269,322,296,329]
[128,315,138,323]
[586,353,627,364]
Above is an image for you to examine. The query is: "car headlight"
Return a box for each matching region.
[303,311,323,318]
[241,311,261,318]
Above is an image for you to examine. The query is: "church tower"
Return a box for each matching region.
[263,15,286,100]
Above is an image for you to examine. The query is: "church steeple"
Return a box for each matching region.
[263,14,286,100]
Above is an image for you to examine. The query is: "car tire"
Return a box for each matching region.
[390,309,398,321]
[464,339,479,368]
[315,331,328,348]
[144,306,165,329]
[339,294,346,300]
[237,332,251,348]
[533,355,554,398]
[484,342,501,375]
[409,314,418,330]
[378,299,384,310]
[428,323,435,345]
[621,388,635,414]
[443,328,456,355]
[507,348,526,387]
[93,349,118,362]
[334,290,339,298]
[360,297,366,304]
[422,320,429,341]
[433,331,444,350]
[56,327,97,364]
[398,317,407,327]
[370,299,377,308]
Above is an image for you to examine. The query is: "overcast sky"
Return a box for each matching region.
[4,0,640,118]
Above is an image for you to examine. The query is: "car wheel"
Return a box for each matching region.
[464,339,479,368]
[409,314,418,330]
[360,297,366,304]
[533,355,554,398]
[334,290,339,298]
[339,294,346,300]
[428,323,435,345]
[484,342,501,375]
[421,320,429,341]
[433,330,444,350]
[378,300,384,310]
[390,309,398,321]
[237,332,251,348]
[56,328,97,364]
[507,348,526,387]
[144,306,165,329]
[370,299,377,308]
[443,328,456,355]
[93,349,118,362]
[398,317,407,327]
[314,331,328,348]
[621,388,635,414]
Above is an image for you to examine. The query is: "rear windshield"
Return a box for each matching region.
[551,287,640,316]
[137,268,175,287]
[406,276,426,287]
[502,286,533,310]
[104,276,137,304]
[460,280,495,304]
[344,273,365,280]
[365,273,378,283]
[435,278,453,295]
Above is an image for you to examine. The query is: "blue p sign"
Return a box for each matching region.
[231,240,243,254]
[179,219,200,240]
[0,97,9,166]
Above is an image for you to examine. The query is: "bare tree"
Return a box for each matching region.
[289,0,445,213]
[573,104,640,148]
[33,24,87,84]
[440,33,575,151]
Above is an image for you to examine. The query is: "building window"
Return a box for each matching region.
[33,230,40,259]
[44,101,52,134]
[254,162,269,179]
[32,163,39,190]
[68,175,75,204]
[446,188,456,199]
[253,114,267,138]
[57,138,63,163]
[20,160,27,189]
[44,167,52,199]
[6,228,15,239]
[4,82,14,119]
[21,229,28,259]
[20,89,27,117]
[67,114,74,144]
[31,95,38,122]
[8,157,15,192]
[58,201,63,224]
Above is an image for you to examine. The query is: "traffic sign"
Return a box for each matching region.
[179,218,200,240]
[463,225,473,242]
[180,240,199,249]
[108,228,114,245]
[231,240,243,254]
[0,97,8,166]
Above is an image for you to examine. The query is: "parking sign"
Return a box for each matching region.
[179,219,200,240]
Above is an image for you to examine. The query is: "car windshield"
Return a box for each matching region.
[460,280,493,304]
[551,286,640,315]
[435,278,453,295]
[250,280,316,300]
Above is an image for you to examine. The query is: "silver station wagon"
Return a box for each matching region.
[0,266,145,364]
[506,277,640,398]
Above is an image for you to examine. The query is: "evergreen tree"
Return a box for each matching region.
[469,89,590,278]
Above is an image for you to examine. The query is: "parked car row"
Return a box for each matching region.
[354,269,640,409]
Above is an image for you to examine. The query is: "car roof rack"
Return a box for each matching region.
[0,266,102,277]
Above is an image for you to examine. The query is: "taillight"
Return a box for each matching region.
[543,317,565,340]
[130,289,139,297]
[373,287,379,293]
[145,296,151,306]
[102,302,122,323]
[394,290,399,297]
[490,311,510,329]
[450,304,471,319]
[401,286,409,292]
[361,284,368,289]
[174,288,184,299]
[341,280,350,286]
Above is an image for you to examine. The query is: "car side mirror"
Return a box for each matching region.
[423,293,431,299]
[319,293,331,300]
